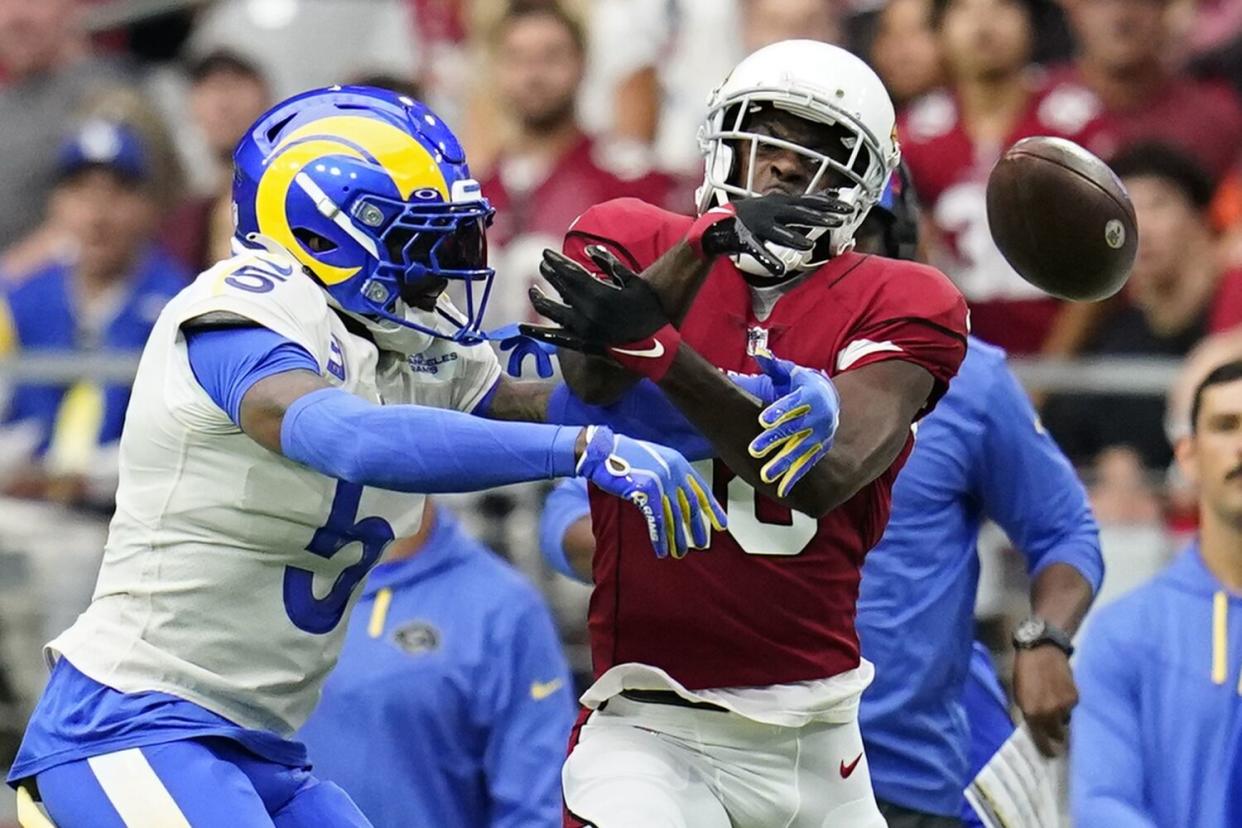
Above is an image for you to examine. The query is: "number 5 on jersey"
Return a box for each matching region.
[284,480,395,633]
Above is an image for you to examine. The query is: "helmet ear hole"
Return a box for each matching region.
[263,113,298,145]
[292,227,338,253]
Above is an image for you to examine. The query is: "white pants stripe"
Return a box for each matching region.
[86,748,193,828]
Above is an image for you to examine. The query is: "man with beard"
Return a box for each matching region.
[479,3,673,324]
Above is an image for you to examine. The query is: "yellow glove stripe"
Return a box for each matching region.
[775,441,824,499]
[687,475,725,532]
[662,496,682,558]
[759,402,811,430]
[759,429,811,483]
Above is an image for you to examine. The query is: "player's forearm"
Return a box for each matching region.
[659,350,926,517]
[558,350,638,406]
[544,380,714,460]
[481,376,557,423]
[656,345,836,515]
[279,387,583,492]
[643,242,715,326]
[1029,562,1094,636]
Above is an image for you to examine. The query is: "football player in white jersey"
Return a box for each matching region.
[5,87,732,827]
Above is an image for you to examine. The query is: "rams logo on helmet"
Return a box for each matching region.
[233,86,495,343]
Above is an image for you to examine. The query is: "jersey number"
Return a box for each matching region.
[695,460,817,557]
[283,481,394,634]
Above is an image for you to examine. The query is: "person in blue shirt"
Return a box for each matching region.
[297,499,574,828]
[0,118,188,505]
[539,169,1104,828]
[1071,358,1242,828]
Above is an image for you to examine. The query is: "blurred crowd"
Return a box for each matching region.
[3,0,1242,815]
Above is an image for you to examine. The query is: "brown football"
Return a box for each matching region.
[985,136,1137,302]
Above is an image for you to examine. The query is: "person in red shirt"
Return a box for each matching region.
[522,40,969,827]
[1051,0,1242,184]
[900,0,1101,355]
[161,50,271,274]
[479,4,675,327]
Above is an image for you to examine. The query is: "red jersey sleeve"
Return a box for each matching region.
[838,258,969,412]
[562,197,693,275]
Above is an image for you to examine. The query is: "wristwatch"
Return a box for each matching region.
[1012,616,1074,657]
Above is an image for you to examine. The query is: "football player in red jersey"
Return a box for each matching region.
[522,40,969,827]
[900,0,1102,356]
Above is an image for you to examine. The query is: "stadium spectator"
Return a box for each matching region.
[900,0,1101,355]
[1052,0,1242,182]
[0,120,188,507]
[0,0,132,257]
[1043,143,1242,470]
[186,0,418,102]
[298,500,574,828]
[479,3,673,325]
[162,51,271,274]
[867,0,944,110]
[596,0,844,175]
[739,0,843,53]
[1072,359,1242,828]
[587,0,741,176]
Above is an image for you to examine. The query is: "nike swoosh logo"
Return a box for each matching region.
[612,341,665,359]
[530,678,565,701]
[839,752,863,779]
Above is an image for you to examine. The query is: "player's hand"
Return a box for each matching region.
[486,324,557,378]
[689,193,853,276]
[575,425,726,559]
[522,247,669,354]
[746,350,840,498]
[1013,645,1079,757]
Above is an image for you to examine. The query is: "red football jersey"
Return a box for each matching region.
[567,198,969,690]
[899,77,1100,354]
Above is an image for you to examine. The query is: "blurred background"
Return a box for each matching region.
[0,0,1238,821]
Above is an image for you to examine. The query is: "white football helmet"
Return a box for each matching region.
[696,40,901,274]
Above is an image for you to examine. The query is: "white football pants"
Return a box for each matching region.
[562,695,888,828]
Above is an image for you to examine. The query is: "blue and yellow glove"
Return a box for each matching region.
[576,425,726,559]
[747,349,840,499]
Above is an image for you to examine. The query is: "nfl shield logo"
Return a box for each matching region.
[747,327,769,356]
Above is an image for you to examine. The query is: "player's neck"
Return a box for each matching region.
[955,72,1029,146]
[1198,507,1242,593]
[1077,58,1164,111]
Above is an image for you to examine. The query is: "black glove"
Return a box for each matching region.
[521,246,669,354]
[688,192,854,276]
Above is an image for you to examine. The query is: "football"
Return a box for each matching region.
[985,136,1137,302]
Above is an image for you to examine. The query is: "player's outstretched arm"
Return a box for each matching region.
[184,322,725,559]
[520,247,931,517]
[238,374,721,557]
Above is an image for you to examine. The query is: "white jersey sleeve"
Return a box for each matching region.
[160,248,334,434]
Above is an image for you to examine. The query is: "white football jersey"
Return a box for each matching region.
[47,243,501,736]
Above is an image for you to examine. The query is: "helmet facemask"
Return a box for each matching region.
[697,93,895,275]
[288,170,496,349]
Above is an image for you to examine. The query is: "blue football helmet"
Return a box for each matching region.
[233,85,495,343]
